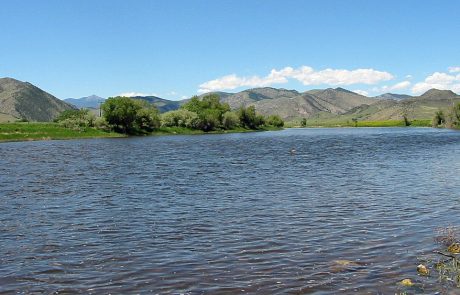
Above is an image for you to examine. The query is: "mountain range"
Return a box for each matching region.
[64,95,105,109]
[1,77,459,123]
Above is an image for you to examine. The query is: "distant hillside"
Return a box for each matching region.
[375,93,412,100]
[130,96,184,113]
[218,87,300,109]
[418,89,457,100]
[198,87,459,122]
[206,87,377,120]
[0,78,75,122]
[65,95,105,109]
[331,89,460,122]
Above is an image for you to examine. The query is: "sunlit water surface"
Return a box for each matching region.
[1,128,459,294]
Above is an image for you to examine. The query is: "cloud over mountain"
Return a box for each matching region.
[412,71,460,94]
[199,66,394,93]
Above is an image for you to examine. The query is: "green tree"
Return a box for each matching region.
[432,110,445,127]
[266,115,284,127]
[135,105,161,132]
[55,109,96,130]
[446,102,460,128]
[222,111,240,129]
[102,97,160,134]
[300,118,307,127]
[161,109,200,128]
[238,106,264,129]
[181,94,230,131]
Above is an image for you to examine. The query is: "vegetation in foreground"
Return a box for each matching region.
[395,226,460,294]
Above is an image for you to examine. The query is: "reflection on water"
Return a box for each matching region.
[0,128,459,294]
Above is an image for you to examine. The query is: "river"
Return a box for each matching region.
[1,127,459,294]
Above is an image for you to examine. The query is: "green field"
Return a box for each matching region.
[0,122,124,142]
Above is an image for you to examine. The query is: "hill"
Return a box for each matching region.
[64,95,105,109]
[0,78,75,122]
[375,93,412,100]
[209,87,378,120]
[130,96,184,113]
[310,89,460,124]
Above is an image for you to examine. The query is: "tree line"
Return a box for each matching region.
[55,94,284,135]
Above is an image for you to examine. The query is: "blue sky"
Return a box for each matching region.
[1,0,459,100]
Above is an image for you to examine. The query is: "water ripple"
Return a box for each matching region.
[0,128,459,294]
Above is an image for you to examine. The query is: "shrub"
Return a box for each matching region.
[266,115,284,127]
[432,110,445,127]
[181,94,230,131]
[222,111,240,129]
[55,109,96,130]
[238,106,264,129]
[161,109,200,129]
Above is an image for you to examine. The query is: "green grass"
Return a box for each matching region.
[286,119,432,128]
[0,123,283,143]
[152,126,282,136]
[0,122,124,142]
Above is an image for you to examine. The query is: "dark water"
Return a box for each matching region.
[1,128,459,294]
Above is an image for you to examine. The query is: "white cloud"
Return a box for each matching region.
[412,71,460,94]
[353,89,369,96]
[374,80,411,93]
[117,92,158,97]
[198,66,394,93]
[198,69,289,93]
[292,67,393,86]
[448,66,460,73]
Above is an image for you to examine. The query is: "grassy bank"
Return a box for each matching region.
[152,126,281,136]
[286,119,432,128]
[0,122,282,143]
[0,122,124,142]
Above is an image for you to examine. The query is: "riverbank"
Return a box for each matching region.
[0,122,125,142]
[286,119,432,128]
[0,123,282,143]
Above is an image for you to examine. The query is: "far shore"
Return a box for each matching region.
[0,122,282,143]
[0,119,452,144]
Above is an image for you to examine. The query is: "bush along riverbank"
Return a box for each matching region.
[100,94,284,135]
[432,102,460,129]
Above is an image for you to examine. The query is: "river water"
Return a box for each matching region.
[1,128,459,294]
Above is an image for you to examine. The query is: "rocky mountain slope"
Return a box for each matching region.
[0,78,75,122]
